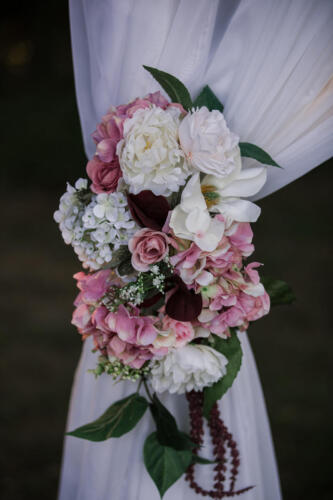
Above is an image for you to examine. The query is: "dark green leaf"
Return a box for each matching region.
[150,394,196,450]
[203,331,243,418]
[144,432,192,498]
[261,276,296,306]
[239,142,281,168]
[109,246,132,269]
[67,393,148,441]
[143,65,192,110]
[117,257,135,276]
[193,85,224,112]
[192,455,216,465]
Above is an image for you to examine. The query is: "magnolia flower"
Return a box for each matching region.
[169,173,225,252]
[179,106,240,178]
[117,106,191,196]
[150,344,228,394]
[201,162,267,223]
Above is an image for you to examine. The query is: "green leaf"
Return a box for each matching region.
[67,393,148,441]
[193,85,224,112]
[150,394,196,451]
[261,276,296,306]
[192,455,216,465]
[143,65,192,110]
[117,257,135,276]
[144,432,192,498]
[203,331,243,418]
[239,142,281,168]
[109,246,132,269]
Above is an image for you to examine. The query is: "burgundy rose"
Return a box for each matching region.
[128,228,169,272]
[86,156,122,194]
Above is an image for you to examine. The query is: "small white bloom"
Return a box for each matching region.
[169,173,225,252]
[117,106,191,196]
[179,107,240,178]
[150,344,228,394]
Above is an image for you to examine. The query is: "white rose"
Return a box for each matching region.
[179,106,240,178]
[117,106,191,196]
[150,344,228,394]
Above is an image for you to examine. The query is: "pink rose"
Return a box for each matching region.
[129,228,169,272]
[162,315,194,347]
[86,156,122,194]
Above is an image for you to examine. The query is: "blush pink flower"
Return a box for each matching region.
[71,304,95,336]
[74,270,112,304]
[161,315,195,347]
[129,228,169,272]
[210,305,245,336]
[106,305,158,346]
[86,156,122,194]
[226,221,254,257]
[170,243,209,286]
[238,291,270,321]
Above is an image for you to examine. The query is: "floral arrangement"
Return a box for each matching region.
[55,66,294,499]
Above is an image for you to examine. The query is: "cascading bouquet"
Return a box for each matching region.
[54,66,294,499]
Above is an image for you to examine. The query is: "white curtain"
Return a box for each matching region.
[59,1,333,499]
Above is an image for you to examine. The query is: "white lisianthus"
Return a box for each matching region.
[150,344,228,394]
[202,165,267,223]
[179,106,240,178]
[169,173,225,252]
[117,106,191,196]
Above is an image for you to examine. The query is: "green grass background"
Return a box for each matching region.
[1,2,332,499]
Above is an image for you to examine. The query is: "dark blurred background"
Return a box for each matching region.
[1,2,332,499]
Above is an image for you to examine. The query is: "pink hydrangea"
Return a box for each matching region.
[73,269,113,304]
[106,305,158,346]
[238,291,270,321]
[225,221,254,258]
[71,304,96,336]
[161,315,195,347]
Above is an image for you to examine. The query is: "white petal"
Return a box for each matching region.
[215,198,261,222]
[181,173,206,212]
[219,166,267,198]
[185,208,210,233]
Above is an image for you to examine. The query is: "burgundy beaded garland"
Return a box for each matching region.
[185,391,254,498]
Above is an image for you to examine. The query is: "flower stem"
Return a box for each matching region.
[143,378,154,403]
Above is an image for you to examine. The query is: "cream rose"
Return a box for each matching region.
[179,106,240,179]
[117,106,191,196]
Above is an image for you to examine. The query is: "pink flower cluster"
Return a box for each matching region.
[87,92,177,194]
[170,218,270,337]
[71,269,194,369]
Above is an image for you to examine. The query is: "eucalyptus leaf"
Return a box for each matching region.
[143,66,192,110]
[203,330,243,418]
[150,394,195,450]
[67,393,148,441]
[261,276,296,306]
[144,432,192,498]
[239,142,281,168]
[193,85,224,112]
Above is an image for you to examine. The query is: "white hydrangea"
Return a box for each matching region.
[54,179,137,270]
[117,105,191,196]
[150,344,228,394]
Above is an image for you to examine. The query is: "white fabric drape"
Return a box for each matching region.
[59,1,333,499]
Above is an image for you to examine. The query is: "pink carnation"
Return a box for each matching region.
[86,156,122,194]
[129,228,169,272]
